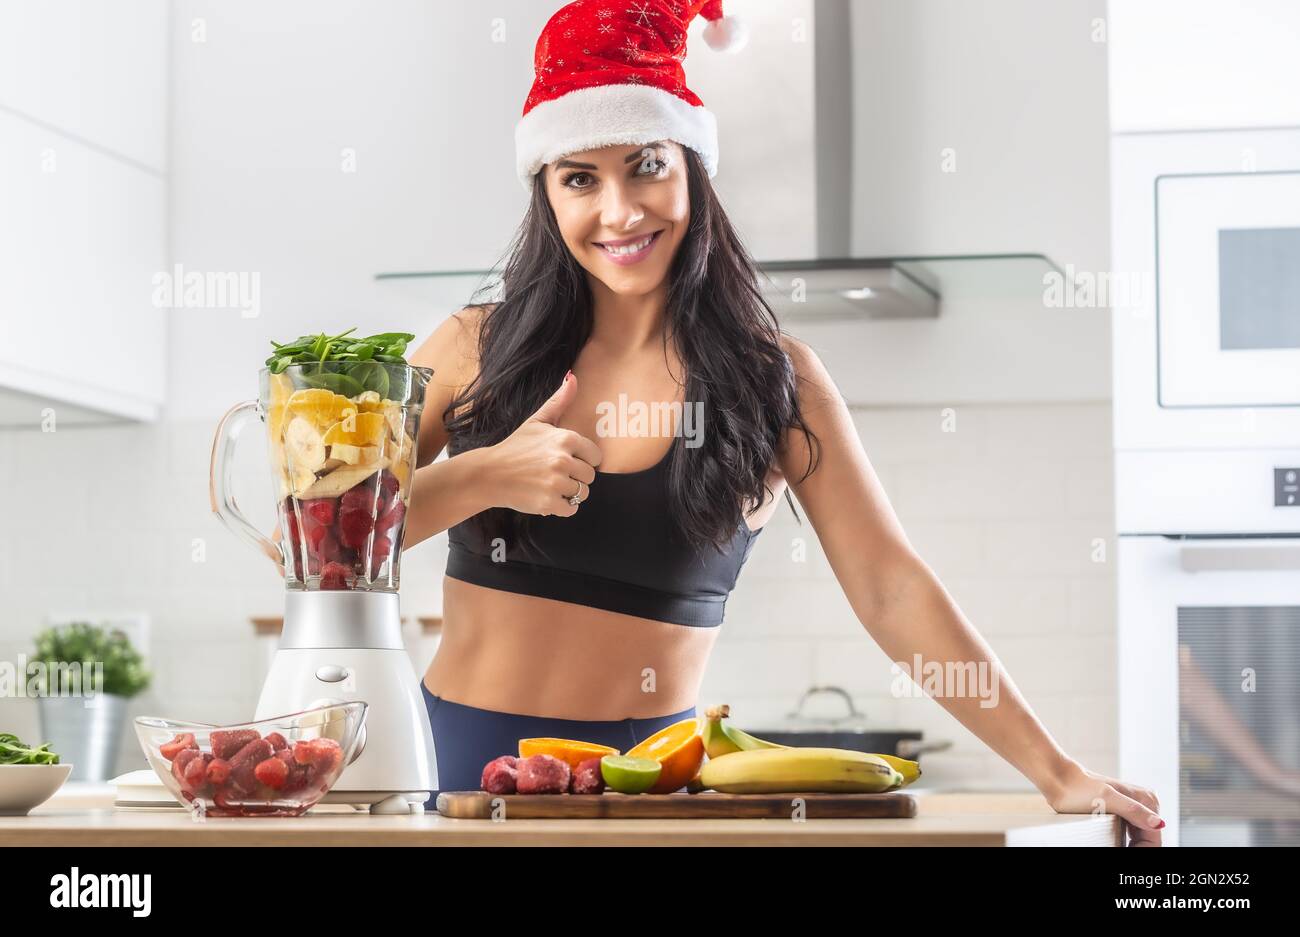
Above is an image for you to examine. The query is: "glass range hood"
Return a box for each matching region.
[375,252,1067,322]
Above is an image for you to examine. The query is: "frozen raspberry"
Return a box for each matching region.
[340,478,380,512]
[515,754,570,795]
[375,500,405,538]
[337,507,376,549]
[319,561,353,590]
[376,470,400,505]
[571,757,606,795]
[305,521,331,555]
[301,498,337,526]
[481,755,518,794]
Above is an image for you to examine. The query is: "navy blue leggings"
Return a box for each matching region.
[419,678,696,808]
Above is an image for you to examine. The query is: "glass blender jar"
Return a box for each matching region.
[209,361,437,813]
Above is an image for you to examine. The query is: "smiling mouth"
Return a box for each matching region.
[594,230,663,256]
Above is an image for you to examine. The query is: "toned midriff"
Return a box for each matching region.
[422,476,783,721]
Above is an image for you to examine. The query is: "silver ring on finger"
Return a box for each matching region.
[568,479,586,507]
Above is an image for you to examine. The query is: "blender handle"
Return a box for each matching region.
[210,400,281,568]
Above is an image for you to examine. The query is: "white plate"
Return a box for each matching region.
[0,764,75,816]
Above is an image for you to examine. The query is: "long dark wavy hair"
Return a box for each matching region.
[444,145,822,558]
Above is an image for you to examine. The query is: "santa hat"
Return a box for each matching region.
[515,0,749,189]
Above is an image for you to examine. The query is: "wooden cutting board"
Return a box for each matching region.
[436,790,917,819]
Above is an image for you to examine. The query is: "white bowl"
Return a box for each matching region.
[0,763,75,816]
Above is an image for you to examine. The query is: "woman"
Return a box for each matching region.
[403,0,1163,844]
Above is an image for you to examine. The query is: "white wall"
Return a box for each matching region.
[1108,0,1300,132]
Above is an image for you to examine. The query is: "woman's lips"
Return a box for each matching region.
[594,230,662,266]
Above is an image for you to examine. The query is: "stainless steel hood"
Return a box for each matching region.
[754,0,1063,322]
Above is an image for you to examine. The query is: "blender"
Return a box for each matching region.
[209,361,436,814]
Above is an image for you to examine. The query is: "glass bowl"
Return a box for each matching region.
[134,702,367,817]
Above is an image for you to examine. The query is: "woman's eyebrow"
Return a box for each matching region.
[555,143,665,172]
[624,143,665,163]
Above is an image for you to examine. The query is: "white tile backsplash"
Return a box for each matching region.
[0,401,1118,790]
[716,401,1119,789]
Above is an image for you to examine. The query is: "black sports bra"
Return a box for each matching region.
[445,442,762,627]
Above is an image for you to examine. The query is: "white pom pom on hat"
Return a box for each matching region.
[702,13,749,52]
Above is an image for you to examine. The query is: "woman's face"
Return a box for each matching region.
[542,140,690,297]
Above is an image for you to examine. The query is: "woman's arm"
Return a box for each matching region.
[401,307,498,549]
[776,336,1165,845]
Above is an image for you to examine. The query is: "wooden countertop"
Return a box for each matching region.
[0,788,1120,846]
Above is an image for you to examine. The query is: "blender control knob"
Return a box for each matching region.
[315,665,350,683]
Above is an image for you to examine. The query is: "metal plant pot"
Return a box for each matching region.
[37,693,127,781]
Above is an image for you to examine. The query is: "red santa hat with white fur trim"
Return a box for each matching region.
[515,0,748,189]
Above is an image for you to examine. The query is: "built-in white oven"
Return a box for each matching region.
[1119,536,1300,846]
[1112,128,1300,846]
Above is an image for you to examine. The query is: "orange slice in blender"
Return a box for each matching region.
[518,738,621,772]
[266,373,295,442]
[322,411,387,448]
[625,718,704,794]
[286,388,356,430]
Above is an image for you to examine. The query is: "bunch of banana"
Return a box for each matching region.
[697,704,922,793]
[700,747,903,794]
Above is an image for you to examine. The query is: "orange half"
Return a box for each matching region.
[625,718,704,794]
[518,738,620,772]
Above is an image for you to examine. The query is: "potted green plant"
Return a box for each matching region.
[32,623,152,781]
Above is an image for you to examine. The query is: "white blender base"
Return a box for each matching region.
[255,591,439,810]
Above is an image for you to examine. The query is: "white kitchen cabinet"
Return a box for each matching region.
[0,0,168,424]
[0,111,166,423]
[0,0,169,172]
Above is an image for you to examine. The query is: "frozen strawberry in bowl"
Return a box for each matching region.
[134,701,367,817]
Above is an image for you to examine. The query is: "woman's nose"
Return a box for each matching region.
[598,179,644,230]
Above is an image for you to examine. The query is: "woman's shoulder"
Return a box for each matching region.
[410,303,501,413]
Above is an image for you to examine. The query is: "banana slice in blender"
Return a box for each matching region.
[329,443,381,466]
[284,417,327,496]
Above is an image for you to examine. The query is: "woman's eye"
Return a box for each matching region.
[562,171,594,189]
[638,157,667,176]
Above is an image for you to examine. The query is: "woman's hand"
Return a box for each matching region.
[482,371,602,518]
[1044,759,1164,846]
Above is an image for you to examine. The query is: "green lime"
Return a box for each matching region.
[600,755,661,794]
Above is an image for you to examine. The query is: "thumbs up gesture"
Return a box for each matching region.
[482,371,602,517]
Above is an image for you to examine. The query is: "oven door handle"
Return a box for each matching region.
[1180,544,1300,572]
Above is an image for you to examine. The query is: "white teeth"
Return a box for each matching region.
[601,234,654,255]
